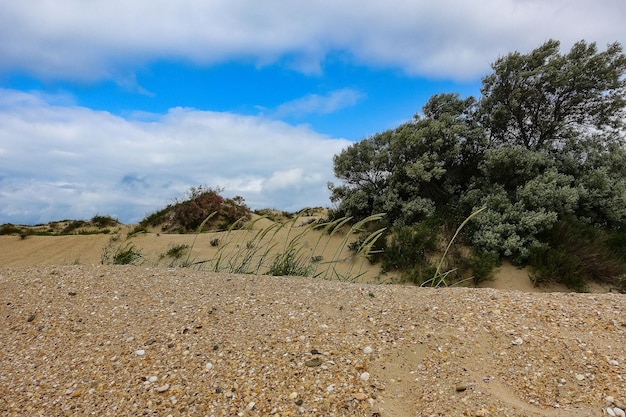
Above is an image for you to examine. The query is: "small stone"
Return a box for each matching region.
[363,346,373,354]
[606,396,615,405]
[205,362,213,371]
[27,314,35,322]
[360,372,370,381]
[148,376,157,383]
[615,408,626,417]
[608,408,617,417]
[310,349,321,355]
[609,359,619,366]
[511,337,523,345]
[354,393,368,401]
[144,338,156,346]
[326,384,334,392]
[575,374,585,381]
[475,408,487,417]
[295,399,303,406]
[68,291,77,296]
[615,402,626,410]
[305,358,322,367]
[456,384,468,392]
[289,392,298,400]
[135,349,145,356]
[247,401,255,410]
[155,384,170,393]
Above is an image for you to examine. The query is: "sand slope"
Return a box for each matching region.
[1,265,624,416]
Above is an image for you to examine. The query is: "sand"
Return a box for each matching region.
[1,264,625,416]
[1,224,624,416]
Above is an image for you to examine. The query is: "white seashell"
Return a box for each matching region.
[155,383,169,393]
[360,372,370,381]
[614,408,626,417]
[607,407,616,417]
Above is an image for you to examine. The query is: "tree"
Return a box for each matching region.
[480,40,626,151]
[330,93,485,226]
[330,39,626,276]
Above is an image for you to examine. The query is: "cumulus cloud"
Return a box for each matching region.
[0,1,623,81]
[0,89,350,224]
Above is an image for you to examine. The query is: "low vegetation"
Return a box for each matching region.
[139,186,250,233]
[0,215,120,237]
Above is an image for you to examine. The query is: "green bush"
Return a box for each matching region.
[380,220,439,273]
[468,250,499,284]
[529,219,626,290]
[0,224,22,235]
[90,215,119,228]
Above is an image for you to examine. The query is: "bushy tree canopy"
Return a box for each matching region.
[330,40,626,264]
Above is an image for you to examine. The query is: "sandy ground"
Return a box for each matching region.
[1,223,624,415]
[1,265,625,417]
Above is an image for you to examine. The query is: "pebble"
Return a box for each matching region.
[135,349,145,356]
[575,374,585,381]
[205,362,213,371]
[360,372,370,381]
[155,384,170,393]
[511,337,523,345]
[304,357,322,367]
[363,346,373,354]
[148,376,157,383]
[354,393,368,401]
[289,392,298,400]
[609,408,626,417]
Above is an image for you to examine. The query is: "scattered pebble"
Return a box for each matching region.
[363,346,373,354]
[134,349,145,356]
[360,372,370,381]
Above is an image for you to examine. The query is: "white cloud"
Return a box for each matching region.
[273,89,365,118]
[0,89,350,224]
[0,0,623,81]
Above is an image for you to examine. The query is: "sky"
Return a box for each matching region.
[1,1,625,225]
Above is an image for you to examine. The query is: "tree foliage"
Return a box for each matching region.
[330,39,626,282]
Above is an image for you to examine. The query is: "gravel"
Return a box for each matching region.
[1,265,625,416]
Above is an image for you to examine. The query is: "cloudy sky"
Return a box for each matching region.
[1,1,624,225]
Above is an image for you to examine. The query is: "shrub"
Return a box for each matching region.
[62,220,87,234]
[380,220,439,273]
[468,250,499,284]
[161,244,189,260]
[529,219,626,290]
[0,224,22,235]
[148,186,252,233]
[90,215,119,228]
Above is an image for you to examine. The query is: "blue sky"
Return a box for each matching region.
[1,1,624,225]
